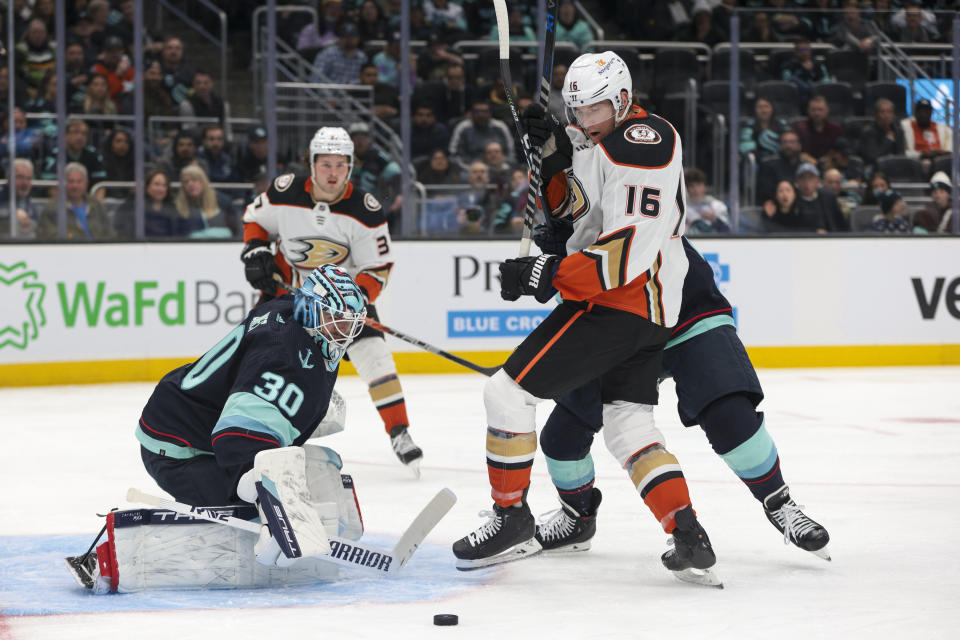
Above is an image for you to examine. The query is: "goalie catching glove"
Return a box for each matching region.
[241,238,283,294]
[499,254,562,304]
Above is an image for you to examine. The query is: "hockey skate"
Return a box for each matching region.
[64,551,110,593]
[661,505,723,588]
[534,488,602,554]
[763,485,831,561]
[389,426,423,478]
[453,502,536,570]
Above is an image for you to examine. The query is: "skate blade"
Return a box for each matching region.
[671,566,724,589]
[454,539,541,571]
[64,555,95,589]
[404,458,421,480]
[539,540,592,555]
[809,544,831,561]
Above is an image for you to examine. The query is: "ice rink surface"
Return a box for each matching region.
[2,367,959,640]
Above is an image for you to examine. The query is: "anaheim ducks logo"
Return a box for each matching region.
[624,124,661,144]
[364,192,382,211]
[284,237,350,269]
[274,173,295,191]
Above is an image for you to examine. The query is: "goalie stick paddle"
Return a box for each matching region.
[364,317,500,376]
[125,487,456,575]
[493,0,558,257]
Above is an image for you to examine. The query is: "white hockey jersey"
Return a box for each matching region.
[545,105,689,327]
[242,175,393,302]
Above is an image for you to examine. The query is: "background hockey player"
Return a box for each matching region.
[531,223,831,563]
[453,52,718,583]
[240,127,423,475]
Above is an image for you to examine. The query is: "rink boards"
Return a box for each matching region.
[1,237,957,385]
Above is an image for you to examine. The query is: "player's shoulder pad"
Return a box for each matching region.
[599,113,677,170]
[266,174,313,207]
[334,185,388,228]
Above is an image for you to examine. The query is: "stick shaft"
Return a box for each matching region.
[364,317,500,376]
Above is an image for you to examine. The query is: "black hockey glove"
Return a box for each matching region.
[499,254,562,304]
[522,103,573,185]
[532,217,574,257]
[241,239,281,294]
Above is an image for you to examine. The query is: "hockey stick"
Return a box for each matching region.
[126,487,456,575]
[493,0,558,257]
[364,316,500,376]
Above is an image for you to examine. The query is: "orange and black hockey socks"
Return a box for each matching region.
[625,444,692,533]
[368,374,410,436]
[486,426,537,507]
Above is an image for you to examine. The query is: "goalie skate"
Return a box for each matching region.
[64,552,111,593]
[661,506,723,589]
[763,485,831,561]
[453,502,536,570]
[390,426,423,479]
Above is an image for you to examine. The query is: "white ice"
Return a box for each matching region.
[2,367,959,639]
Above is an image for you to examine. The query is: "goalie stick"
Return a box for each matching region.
[493,0,558,257]
[364,316,500,376]
[126,487,456,575]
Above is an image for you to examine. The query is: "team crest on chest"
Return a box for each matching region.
[274,173,295,191]
[624,124,661,144]
[285,237,350,269]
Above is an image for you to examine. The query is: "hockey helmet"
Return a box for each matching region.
[293,264,367,371]
[561,51,633,128]
[308,126,355,184]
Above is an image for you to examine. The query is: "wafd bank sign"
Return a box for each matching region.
[0,238,957,368]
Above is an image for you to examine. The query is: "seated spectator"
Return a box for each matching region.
[371,33,403,87]
[423,0,469,41]
[16,19,55,90]
[0,108,42,169]
[802,0,838,43]
[39,118,107,184]
[913,171,952,233]
[416,33,464,84]
[781,39,830,105]
[901,98,951,170]
[556,0,594,51]
[0,158,41,239]
[416,148,460,184]
[411,104,450,162]
[157,130,207,181]
[822,167,860,218]
[857,98,905,170]
[236,124,269,183]
[174,164,234,239]
[449,101,515,170]
[498,168,529,234]
[483,140,515,195]
[106,0,137,48]
[743,12,776,43]
[762,179,801,232]
[862,171,891,206]
[892,3,933,43]
[793,95,843,163]
[834,0,876,53]
[120,59,176,120]
[179,71,230,129]
[116,167,179,238]
[683,1,724,47]
[349,122,402,219]
[684,168,731,234]
[407,6,437,41]
[63,41,90,107]
[870,189,912,233]
[37,162,114,240]
[488,8,536,42]
[297,0,343,53]
[819,136,864,188]
[160,36,195,104]
[75,72,118,116]
[99,128,134,199]
[795,162,849,232]
[413,62,477,127]
[311,22,366,85]
[740,96,789,162]
[770,0,810,41]
[86,0,112,49]
[25,69,57,123]
[197,125,236,184]
[359,64,400,122]
[32,0,55,34]
[356,0,387,41]
[92,36,133,104]
[757,130,808,206]
[458,160,506,235]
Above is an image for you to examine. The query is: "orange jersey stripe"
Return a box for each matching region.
[514,309,584,384]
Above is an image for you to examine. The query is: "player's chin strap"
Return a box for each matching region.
[126,487,456,575]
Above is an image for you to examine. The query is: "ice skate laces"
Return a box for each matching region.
[466,510,503,546]
[537,507,575,542]
[391,430,417,456]
[772,500,819,545]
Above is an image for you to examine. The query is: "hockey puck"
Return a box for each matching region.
[433,614,458,626]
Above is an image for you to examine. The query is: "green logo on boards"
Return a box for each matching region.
[0,262,47,350]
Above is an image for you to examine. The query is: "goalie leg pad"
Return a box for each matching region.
[303,444,364,540]
[254,447,331,565]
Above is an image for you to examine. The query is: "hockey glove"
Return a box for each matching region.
[532,216,574,257]
[499,254,562,304]
[241,239,282,294]
[522,103,573,182]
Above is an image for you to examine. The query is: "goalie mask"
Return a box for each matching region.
[294,264,367,371]
[561,51,633,129]
[309,127,354,184]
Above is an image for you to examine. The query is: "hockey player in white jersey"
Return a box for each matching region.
[240,127,423,475]
[453,52,719,585]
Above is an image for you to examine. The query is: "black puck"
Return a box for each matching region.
[433,614,458,626]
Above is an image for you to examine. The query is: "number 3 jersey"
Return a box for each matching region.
[242,174,394,303]
[546,105,689,327]
[136,296,337,494]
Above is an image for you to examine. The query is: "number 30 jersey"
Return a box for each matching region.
[548,106,689,327]
[242,174,394,303]
[136,296,337,495]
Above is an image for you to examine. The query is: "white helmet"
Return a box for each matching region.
[309,126,354,183]
[561,51,633,127]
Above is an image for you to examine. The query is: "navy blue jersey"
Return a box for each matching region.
[669,237,735,344]
[136,295,336,491]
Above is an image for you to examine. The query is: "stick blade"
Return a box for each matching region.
[390,488,457,571]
